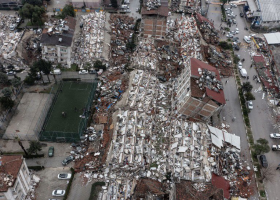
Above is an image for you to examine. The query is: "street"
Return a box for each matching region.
[207,0,280,199]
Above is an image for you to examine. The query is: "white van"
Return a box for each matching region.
[51,69,61,75]
[240,68,247,77]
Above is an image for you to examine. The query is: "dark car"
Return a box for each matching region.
[88,69,97,74]
[240,12,244,17]
[260,155,268,168]
[62,155,74,166]
[48,146,54,157]
[233,44,240,51]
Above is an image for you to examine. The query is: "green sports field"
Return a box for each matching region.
[40,81,97,142]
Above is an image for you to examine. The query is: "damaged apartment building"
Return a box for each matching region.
[168,14,225,121]
[40,17,76,68]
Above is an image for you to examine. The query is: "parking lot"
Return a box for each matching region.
[25,142,74,199]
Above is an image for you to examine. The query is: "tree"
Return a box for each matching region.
[19,4,44,24]
[221,0,227,5]
[0,97,14,110]
[60,5,75,18]
[0,72,9,85]
[253,138,270,155]
[94,60,106,71]
[11,78,22,94]
[242,82,253,93]
[2,87,12,98]
[111,0,118,8]
[33,59,52,83]
[27,141,42,155]
[245,92,255,101]
[24,74,36,85]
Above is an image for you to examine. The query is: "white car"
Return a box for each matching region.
[58,173,71,180]
[238,61,242,69]
[52,190,65,196]
[272,145,280,151]
[244,36,251,44]
[247,101,253,110]
[235,28,239,34]
[226,33,233,38]
[79,70,88,74]
[270,133,280,139]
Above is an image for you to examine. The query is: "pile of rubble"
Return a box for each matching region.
[73,12,105,65]
[110,14,135,66]
[146,0,161,10]
[132,38,158,71]
[25,172,40,200]
[0,14,25,66]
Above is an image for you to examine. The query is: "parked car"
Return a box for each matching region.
[235,28,239,34]
[272,145,280,151]
[238,61,242,69]
[88,69,97,74]
[58,173,71,180]
[50,69,61,75]
[233,44,240,51]
[244,36,251,43]
[6,71,16,76]
[259,155,268,168]
[52,190,65,196]
[79,69,88,74]
[62,155,74,166]
[232,19,237,24]
[270,133,280,139]
[240,12,244,17]
[48,146,54,157]
[232,37,239,42]
[247,101,253,110]
[226,33,233,38]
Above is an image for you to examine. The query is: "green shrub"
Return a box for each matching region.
[89,182,105,200]
[260,190,266,197]
[28,166,45,171]
[63,168,75,200]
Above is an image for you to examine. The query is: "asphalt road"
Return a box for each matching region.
[207,1,280,199]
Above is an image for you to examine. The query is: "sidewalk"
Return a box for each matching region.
[0,139,29,152]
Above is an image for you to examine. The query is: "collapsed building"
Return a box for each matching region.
[40,17,76,68]
[72,12,105,66]
[0,14,26,68]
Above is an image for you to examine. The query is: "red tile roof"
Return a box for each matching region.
[0,155,23,192]
[191,58,225,104]
[141,6,169,17]
[253,55,265,64]
[211,173,230,199]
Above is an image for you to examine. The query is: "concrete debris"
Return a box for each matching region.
[73,12,105,65]
[132,38,158,71]
[25,171,40,200]
[0,14,26,68]
[109,14,135,66]
[146,0,161,10]
[68,12,255,200]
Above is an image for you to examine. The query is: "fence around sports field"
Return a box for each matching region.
[37,79,97,143]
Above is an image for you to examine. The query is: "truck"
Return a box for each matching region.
[272,145,280,151]
[240,68,247,78]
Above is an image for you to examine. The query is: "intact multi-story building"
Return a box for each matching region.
[40,17,76,68]
[176,58,225,122]
[0,155,31,200]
